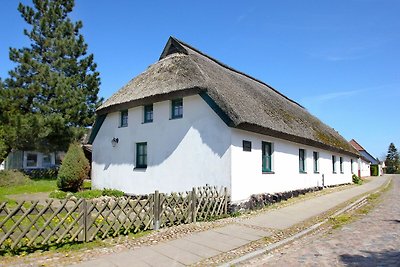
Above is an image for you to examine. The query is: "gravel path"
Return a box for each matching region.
[243,175,400,267]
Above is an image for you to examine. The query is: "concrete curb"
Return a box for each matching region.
[219,177,392,267]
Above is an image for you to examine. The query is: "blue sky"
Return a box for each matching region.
[1,0,399,158]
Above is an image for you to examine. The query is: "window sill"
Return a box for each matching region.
[170,117,183,120]
[340,172,344,174]
[333,172,337,174]
[118,125,128,128]
[299,171,307,174]
[142,121,153,124]
[314,171,320,174]
[134,167,147,170]
[262,171,275,174]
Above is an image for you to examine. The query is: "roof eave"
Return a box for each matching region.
[237,122,360,158]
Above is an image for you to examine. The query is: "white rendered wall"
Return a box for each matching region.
[230,129,356,202]
[92,95,232,195]
[359,159,370,177]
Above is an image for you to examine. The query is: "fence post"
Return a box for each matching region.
[224,187,228,215]
[191,187,197,223]
[153,190,160,230]
[79,199,87,242]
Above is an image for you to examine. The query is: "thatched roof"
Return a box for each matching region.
[97,37,359,157]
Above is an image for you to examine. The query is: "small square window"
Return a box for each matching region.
[42,154,52,168]
[144,104,153,123]
[136,142,147,168]
[171,99,183,119]
[243,140,252,152]
[120,110,128,127]
[26,153,38,168]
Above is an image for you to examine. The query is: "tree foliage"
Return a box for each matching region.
[57,142,89,192]
[385,142,400,174]
[0,0,102,162]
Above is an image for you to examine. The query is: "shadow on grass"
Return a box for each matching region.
[340,250,400,266]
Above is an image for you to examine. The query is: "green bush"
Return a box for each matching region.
[57,142,90,192]
[370,165,379,176]
[49,190,69,199]
[102,188,124,197]
[352,174,362,185]
[74,189,102,199]
[0,170,31,187]
[23,168,58,180]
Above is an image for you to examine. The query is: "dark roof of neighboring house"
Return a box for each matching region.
[349,139,379,164]
[93,37,359,157]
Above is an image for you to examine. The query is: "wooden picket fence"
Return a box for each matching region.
[0,185,228,250]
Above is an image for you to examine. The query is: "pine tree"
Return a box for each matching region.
[385,143,400,174]
[1,0,102,156]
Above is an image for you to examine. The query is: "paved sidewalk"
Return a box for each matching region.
[72,176,389,267]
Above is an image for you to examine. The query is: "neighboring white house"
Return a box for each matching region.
[2,150,61,170]
[349,139,382,177]
[89,37,360,202]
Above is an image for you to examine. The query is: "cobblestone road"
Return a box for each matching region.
[243,175,400,267]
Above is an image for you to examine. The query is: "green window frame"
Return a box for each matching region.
[299,149,306,173]
[313,151,319,173]
[171,98,183,119]
[340,157,343,173]
[332,155,336,173]
[262,141,272,173]
[136,142,147,168]
[351,159,354,174]
[144,104,153,123]
[120,110,128,127]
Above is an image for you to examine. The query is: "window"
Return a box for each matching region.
[262,142,273,173]
[299,149,306,173]
[332,155,336,173]
[340,157,343,173]
[171,98,183,119]
[351,159,354,174]
[136,142,147,168]
[243,140,252,152]
[42,154,52,168]
[144,104,153,123]
[120,110,128,127]
[313,151,319,173]
[26,153,38,168]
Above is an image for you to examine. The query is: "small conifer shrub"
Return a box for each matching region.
[57,142,89,192]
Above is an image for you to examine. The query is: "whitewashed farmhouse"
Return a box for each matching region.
[89,37,360,202]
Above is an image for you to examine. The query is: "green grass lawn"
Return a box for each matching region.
[0,180,57,202]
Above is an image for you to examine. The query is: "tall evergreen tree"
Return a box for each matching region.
[385,142,400,174]
[1,0,101,160]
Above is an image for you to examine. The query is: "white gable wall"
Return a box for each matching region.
[359,158,370,177]
[230,129,355,202]
[92,95,232,195]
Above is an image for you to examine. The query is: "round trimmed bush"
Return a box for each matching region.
[57,142,89,192]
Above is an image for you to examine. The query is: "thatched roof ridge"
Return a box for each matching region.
[96,37,359,157]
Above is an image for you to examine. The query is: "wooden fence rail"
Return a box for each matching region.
[0,185,228,250]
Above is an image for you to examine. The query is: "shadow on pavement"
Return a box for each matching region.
[340,250,400,266]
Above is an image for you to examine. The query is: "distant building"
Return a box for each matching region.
[349,139,382,176]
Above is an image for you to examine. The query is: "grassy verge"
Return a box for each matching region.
[328,179,392,230]
[0,180,57,202]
